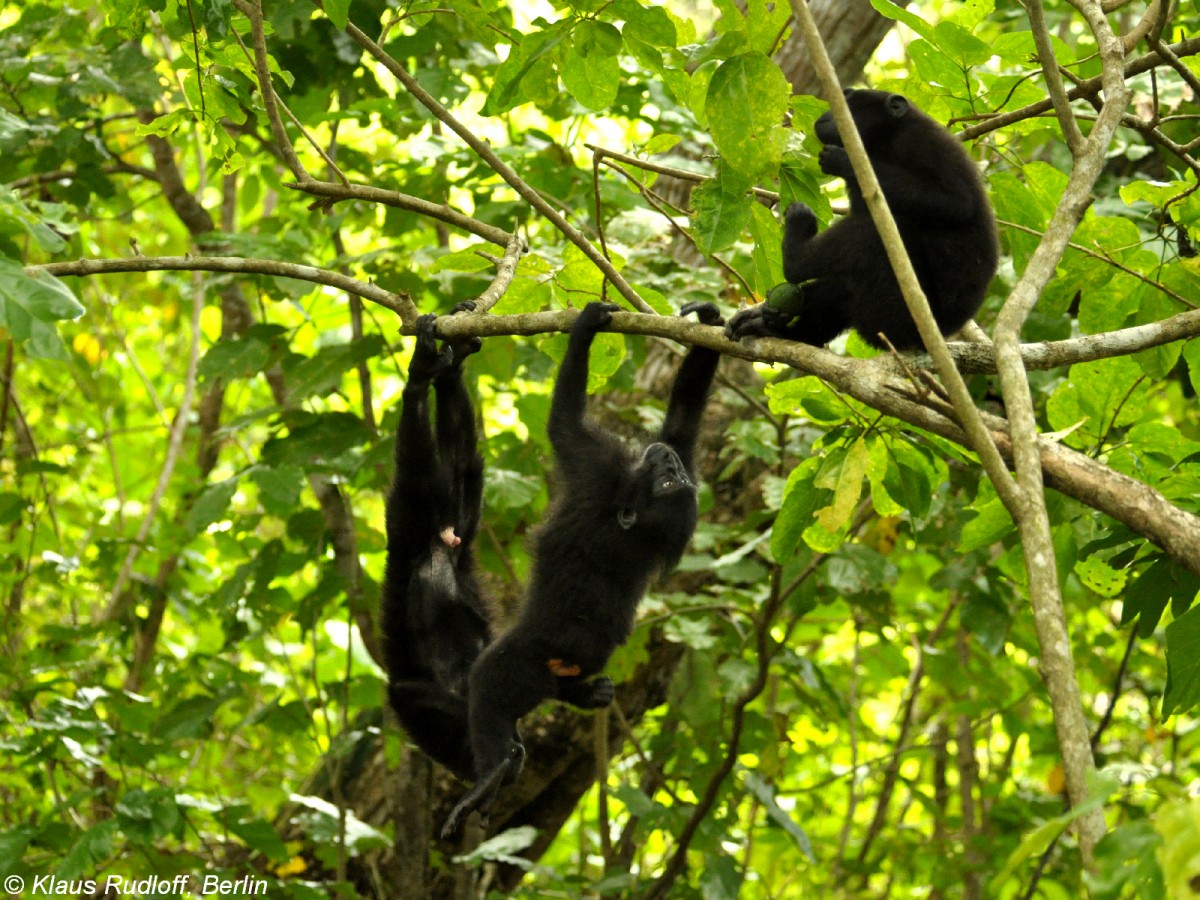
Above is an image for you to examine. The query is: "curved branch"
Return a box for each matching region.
[29,255,418,320]
[1028,0,1085,154]
[236,0,311,183]
[285,179,515,246]
[584,143,782,205]
[470,231,528,313]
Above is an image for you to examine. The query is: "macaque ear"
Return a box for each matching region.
[618,508,637,530]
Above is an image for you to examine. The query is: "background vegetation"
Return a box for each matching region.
[3,0,1200,896]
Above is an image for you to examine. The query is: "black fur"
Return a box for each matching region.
[441,300,723,836]
[726,89,999,350]
[381,312,490,783]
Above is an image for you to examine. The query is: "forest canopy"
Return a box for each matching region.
[3,0,1200,897]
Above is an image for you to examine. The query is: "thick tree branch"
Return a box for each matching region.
[905,303,1200,372]
[37,250,1197,371]
[991,2,1133,863]
[29,255,1200,584]
[439,311,1200,578]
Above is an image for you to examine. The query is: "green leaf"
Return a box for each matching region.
[870,0,934,40]
[950,0,994,30]
[1075,557,1128,599]
[577,20,621,55]
[0,257,85,322]
[690,161,754,255]
[0,827,34,879]
[261,412,373,467]
[284,335,386,401]
[909,40,962,89]
[865,437,904,517]
[198,323,289,382]
[1124,558,1200,637]
[612,0,677,48]
[881,439,937,519]
[742,768,815,860]
[1120,179,1192,209]
[1163,603,1200,717]
[932,21,990,67]
[765,376,848,425]
[0,192,69,253]
[644,133,681,155]
[115,788,180,843]
[560,28,620,110]
[771,457,825,560]
[485,468,542,511]
[1087,821,1163,899]
[705,53,789,180]
[748,201,784,296]
[823,543,894,596]
[252,465,306,517]
[157,694,224,740]
[960,496,1013,553]
[184,478,239,538]
[453,825,540,867]
[1046,356,1149,450]
[1156,797,1200,896]
[322,0,351,31]
[226,814,290,863]
[482,28,567,116]
[429,245,499,274]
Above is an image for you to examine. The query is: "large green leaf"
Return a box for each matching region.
[704,52,789,180]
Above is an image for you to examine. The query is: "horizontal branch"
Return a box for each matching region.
[435,309,1200,576]
[35,253,1196,376]
[926,305,1200,373]
[29,255,417,319]
[28,252,1198,574]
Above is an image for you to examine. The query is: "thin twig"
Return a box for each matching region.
[337,16,657,314]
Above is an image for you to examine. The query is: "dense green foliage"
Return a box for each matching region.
[3,0,1200,896]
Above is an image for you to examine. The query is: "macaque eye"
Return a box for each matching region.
[659,477,676,491]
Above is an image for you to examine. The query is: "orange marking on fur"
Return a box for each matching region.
[546,659,582,677]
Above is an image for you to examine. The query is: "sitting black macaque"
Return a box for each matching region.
[381,310,496,783]
[726,89,999,350]
[441,300,723,837]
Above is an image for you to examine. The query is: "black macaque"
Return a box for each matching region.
[381,310,498,784]
[440,300,723,837]
[725,89,999,351]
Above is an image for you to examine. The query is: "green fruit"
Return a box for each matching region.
[765,281,804,314]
